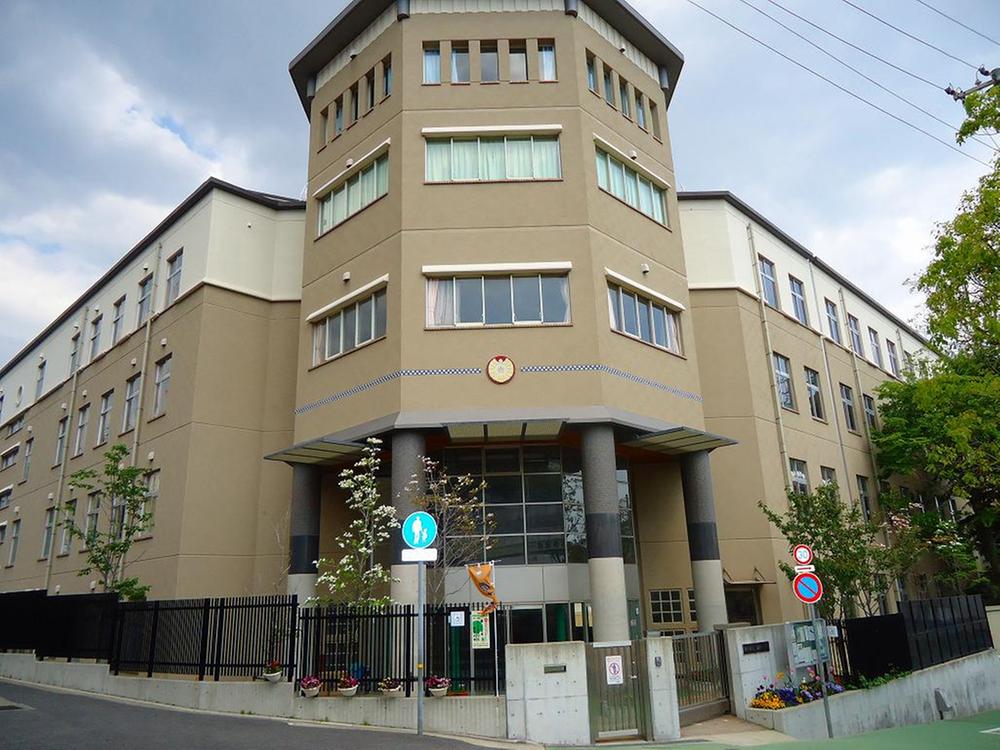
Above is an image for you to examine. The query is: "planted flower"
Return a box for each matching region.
[426,675,451,697]
[337,675,360,697]
[378,677,403,695]
[300,675,322,697]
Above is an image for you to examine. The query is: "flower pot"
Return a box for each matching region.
[379,686,403,697]
[428,687,449,698]
[337,685,359,697]
[263,671,283,683]
[301,686,321,698]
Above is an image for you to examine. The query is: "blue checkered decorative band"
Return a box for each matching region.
[295,367,482,415]
[522,363,703,403]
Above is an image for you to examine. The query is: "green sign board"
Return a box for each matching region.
[471,611,491,650]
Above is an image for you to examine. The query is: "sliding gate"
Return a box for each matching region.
[585,640,650,742]
[674,630,730,725]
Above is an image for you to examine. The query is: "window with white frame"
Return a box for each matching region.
[868,327,883,368]
[54,417,68,465]
[887,340,900,377]
[0,446,17,471]
[111,494,125,540]
[857,476,872,520]
[619,77,631,118]
[847,314,864,356]
[35,360,46,400]
[0,487,11,510]
[758,256,779,308]
[317,153,389,235]
[538,40,557,81]
[427,135,561,183]
[0,394,4,423]
[21,438,32,483]
[7,519,19,565]
[840,383,858,432]
[123,375,141,432]
[73,404,89,457]
[789,458,809,494]
[607,281,682,354]
[423,43,441,84]
[41,507,55,559]
[137,275,153,326]
[820,466,837,485]
[312,288,388,365]
[7,415,24,437]
[649,589,683,624]
[69,333,80,373]
[143,470,160,531]
[89,315,102,361]
[0,522,5,544]
[152,356,172,417]
[165,250,183,305]
[586,52,597,92]
[687,588,697,623]
[60,499,76,555]
[825,299,842,345]
[804,367,824,419]
[863,393,877,430]
[97,390,113,445]
[602,65,614,105]
[112,296,126,345]
[427,275,569,329]
[451,42,470,83]
[773,353,795,410]
[635,90,647,129]
[85,492,101,544]
[595,148,667,224]
[789,276,808,324]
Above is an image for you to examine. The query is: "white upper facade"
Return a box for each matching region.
[678,192,928,374]
[0,181,305,427]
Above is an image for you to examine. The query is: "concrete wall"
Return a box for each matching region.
[721,623,789,719]
[0,653,506,738]
[505,641,590,746]
[988,605,999,649]
[645,637,681,742]
[745,649,1000,741]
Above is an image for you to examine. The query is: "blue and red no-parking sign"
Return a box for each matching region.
[793,571,824,605]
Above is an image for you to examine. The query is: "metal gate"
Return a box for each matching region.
[585,640,650,742]
[674,630,730,725]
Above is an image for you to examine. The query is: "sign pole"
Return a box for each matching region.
[810,605,833,738]
[492,561,499,697]
[417,558,425,736]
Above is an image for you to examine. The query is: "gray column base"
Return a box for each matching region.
[390,563,419,606]
[287,573,318,604]
[588,556,630,642]
[691,559,728,632]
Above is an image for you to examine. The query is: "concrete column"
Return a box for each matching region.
[581,424,630,642]
[390,430,425,605]
[680,451,729,632]
[287,464,322,602]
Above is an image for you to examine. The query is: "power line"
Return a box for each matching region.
[913,0,1000,49]
[736,0,996,152]
[681,0,992,168]
[764,0,942,90]
[837,0,979,70]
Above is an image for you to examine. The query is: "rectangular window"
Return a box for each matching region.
[619,78,631,118]
[847,314,864,356]
[595,148,667,224]
[317,152,390,234]
[687,589,697,623]
[0,488,10,510]
[887,340,900,377]
[635,91,646,129]
[54,417,68,465]
[868,328,883,367]
[143,470,160,531]
[423,43,441,84]
[111,495,125,540]
[69,334,80,374]
[21,438,32,483]
[509,41,528,81]
[773,353,795,410]
[538,40,556,81]
[857,476,872,521]
[603,65,614,105]
[319,107,329,145]
[481,41,499,82]
[0,447,16,471]
[334,97,344,135]
[382,55,393,97]
[349,83,359,122]
[137,275,153,327]
[789,458,809,494]
[313,288,388,365]
[60,499,76,555]
[7,415,24,437]
[650,589,683,624]
[41,507,55,559]
[152,356,172,417]
[608,282,682,354]
[426,136,561,183]
[123,375,141,433]
[586,52,597,91]
[820,466,837,485]
[0,523,5,544]
[840,383,858,432]
[97,390,113,445]
[85,492,101,544]
[7,519,19,566]
[112,296,126,345]
[863,394,877,430]
[825,299,842,344]
[427,275,569,329]
[789,276,808,324]
[758,256,778,307]
[804,367,824,419]
[451,42,470,83]
[650,101,661,139]
[35,361,46,400]
[365,68,376,109]
[89,315,103,361]
[165,250,183,305]
[73,404,89,457]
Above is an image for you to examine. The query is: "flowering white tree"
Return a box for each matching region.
[314,438,398,607]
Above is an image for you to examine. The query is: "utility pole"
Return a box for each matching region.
[945,66,999,100]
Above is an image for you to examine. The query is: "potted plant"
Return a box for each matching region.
[262,659,283,683]
[378,677,403,696]
[337,675,359,697]
[426,675,451,698]
[300,675,322,698]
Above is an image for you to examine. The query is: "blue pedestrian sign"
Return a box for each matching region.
[401,511,437,549]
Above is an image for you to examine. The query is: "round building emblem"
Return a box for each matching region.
[486,355,515,385]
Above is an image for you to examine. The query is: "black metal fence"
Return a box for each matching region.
[112,595,298,680]
[298,604,508,696]
[830,595,993,682]
[0,590,118,661]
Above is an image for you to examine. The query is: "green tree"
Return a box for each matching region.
[314,437,398,607]
[759,484,922,618]
[62,443,153,601]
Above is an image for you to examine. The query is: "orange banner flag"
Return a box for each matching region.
[467,562,499,615]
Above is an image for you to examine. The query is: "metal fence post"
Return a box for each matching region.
[197,598,211,681]
[146,600,160,678]
[213,599,226,681]
[287,595,298,683]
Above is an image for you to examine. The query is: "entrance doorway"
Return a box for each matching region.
[585,640,650,741]
[725,585,762,625]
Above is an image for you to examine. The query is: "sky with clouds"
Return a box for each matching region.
[0,0,996,364]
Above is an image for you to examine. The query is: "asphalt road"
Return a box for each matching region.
[0,680,485,750]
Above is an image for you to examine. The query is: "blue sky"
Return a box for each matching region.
[0,0,996,364]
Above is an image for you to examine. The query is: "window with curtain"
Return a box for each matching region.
[481,41,499,82]
[538,41,556,81]
[607,281,682,354]
[451,42,470,83]
[619,78,631,118]
[586,52,597,91]
[635,91,647,129]
[426,274,569,328]
[317,153,389,235]
[423,43,441,84]
[595,148,667,225]
[312,287,388,365]
[425,136,561,182]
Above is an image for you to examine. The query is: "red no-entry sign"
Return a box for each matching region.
[793,571,824,605]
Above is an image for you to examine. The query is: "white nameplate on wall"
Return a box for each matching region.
[401,548,438,562]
